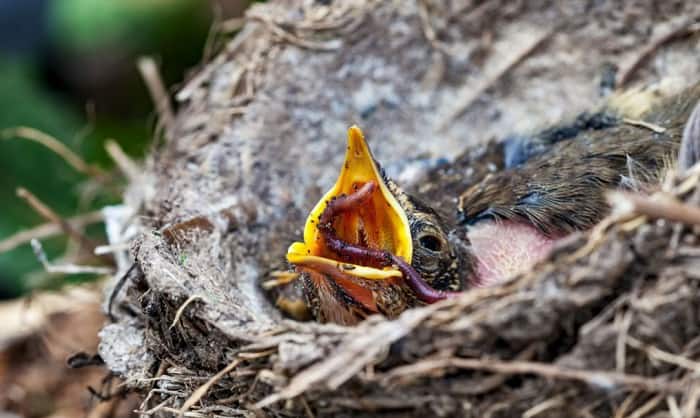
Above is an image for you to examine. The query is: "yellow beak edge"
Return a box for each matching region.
[286,126,413,280]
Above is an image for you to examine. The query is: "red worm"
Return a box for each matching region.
[317,182,390,267]
[317,181,460,303]
[389,255,461,304]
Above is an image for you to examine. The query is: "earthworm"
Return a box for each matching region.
[317,182,390,267]
[317,181,459,303]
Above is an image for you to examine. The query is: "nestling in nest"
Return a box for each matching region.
[281,82,700,325]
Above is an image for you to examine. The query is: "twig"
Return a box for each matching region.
[247,11,342,51]
[202,2,224,64]
[178,358,242,417]
[581,294,629,336]
[16,188,106,259]
[139,398,171,416]
[256,305,442,408]
[672,165,700,195]
[617,15,700,88]
[1,126,105,177]
[94,242,131,256]
[164,407,206,418]
[607,191,700,226]
[0,210,103,254]
[169,295,204,330]
[385,357,685,393]
[31,239,113,275]
[564,212,627,264]
[138,57,176,142]
[666,396,682,418]
[522,395,566,418]
[627,394,663,418]
[300,396,316,418]
[622,118,666,134]
[626,336,700,374]
[237,348,277,360]
[451,0,499,23]
[615,393,638,418]
[176,24,257,103]
[437,27,557,130]
[682,383,700,418]
[218,17,245,33]
[176,61,217,104]
[104,139,141,183]
[616,311,633,373]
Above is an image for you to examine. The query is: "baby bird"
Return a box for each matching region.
[286,82,700,325]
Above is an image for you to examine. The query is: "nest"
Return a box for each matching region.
[99,1,700,416]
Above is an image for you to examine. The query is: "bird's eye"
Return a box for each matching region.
[418,234,443,252]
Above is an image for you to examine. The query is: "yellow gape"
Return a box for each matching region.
[287,126,413,280]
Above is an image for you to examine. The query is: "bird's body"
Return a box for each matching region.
[421,82,699,288]
[285,82,700,325]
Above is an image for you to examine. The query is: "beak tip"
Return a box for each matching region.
[348,125,364,140]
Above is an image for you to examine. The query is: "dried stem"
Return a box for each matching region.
[385,357,685,393]
[622,118,666,133]
[104,139,141,183]
[16,188,107,261]
[0,210,103,254]
[1,126,105,178]
[247,10,342,51]
[626,336,700,374]
[31,239,113,275]
[169,295,204,330]
[608,191,700,226]
[178,359,242,416]
[138,57,176,142]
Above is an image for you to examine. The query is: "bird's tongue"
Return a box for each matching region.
[468,220,558,287]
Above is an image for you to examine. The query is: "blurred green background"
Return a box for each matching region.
[0,0,250,298]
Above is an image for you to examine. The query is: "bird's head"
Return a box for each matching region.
[286,126,464,324]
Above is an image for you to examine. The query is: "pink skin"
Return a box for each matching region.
[468,221,557,288]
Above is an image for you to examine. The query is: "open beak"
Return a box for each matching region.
[286,126,413,309]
